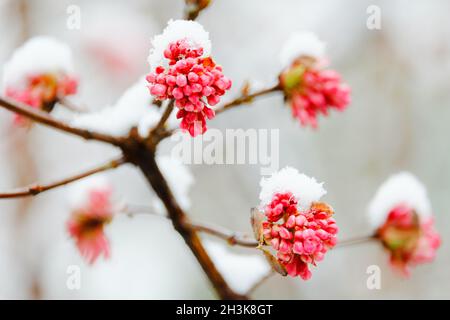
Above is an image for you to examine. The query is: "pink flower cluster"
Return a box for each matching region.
[6,73,77,125]
[280,62,350,128]
[262,192,338,280]
[377,204,441,276]
[147,39,231,136]
[67,186,114,264]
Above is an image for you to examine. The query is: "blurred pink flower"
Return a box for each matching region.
[67,186,114,264]
[280,58,350,128]
[6,73,78,126]
[377,204,441,276]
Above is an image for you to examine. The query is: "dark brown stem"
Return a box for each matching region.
[215,84,281,115]
[151,100,174,135]
[0,157,125,199]
[123,205,258,248]
[336,235,377,248]
[57,97,88,113]
[122,139,247,299]
[0,96,123,146]
[184,0,211,20]
[192,221,258,248]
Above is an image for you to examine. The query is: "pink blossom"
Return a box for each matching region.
[147,39,231,136]
[377,204,441,276]
[66,186,114,264]
[6,73,78,126]
[280,58,350,128]
[262,195,338,280]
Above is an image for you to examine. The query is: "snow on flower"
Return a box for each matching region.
[258,167,337,280]
[2,36,78,125]
[204,240,271,294]
[279,32,350,128]
[66,176,119,265]
[259,167,326,212]
[148,19,211,72]
[279,32,326,69]
[71,77,177,138]
[368,172,441,276]
[146,20,232,137]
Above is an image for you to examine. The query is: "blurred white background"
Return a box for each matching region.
[0,0,449,299]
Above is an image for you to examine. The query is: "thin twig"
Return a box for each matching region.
[184,0,211,20]
[192,221,258,247]
[152,100,174,133]
[57,97,88,113]
[246,270,275,296]
[122,205,259,248]
[0,157,126,199]
[0,96,123,146]
[336,235,377,248]
[215,84,281,115]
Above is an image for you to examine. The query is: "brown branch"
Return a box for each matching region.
[184,0,211,20]
[0,96,123,146]
[122,139,247,299]
[57,97,88,113]
[215,84,281,115]
[122,205,258,248]
[336,235,377,248]
[151,100,174,134]
[192,221,258,248]
[0,157,125,199]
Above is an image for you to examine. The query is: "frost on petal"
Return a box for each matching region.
[71,77,177,137]
[367,172,432,229]
[2,36,75,90]
[147,19,211,72]
[279,31,326,69]
[259,167,326,212]
[203,240,271,294]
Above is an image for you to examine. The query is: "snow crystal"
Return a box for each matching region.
[279,31,326,69]
[148,19,211,72]
[204,240,270,294]
[367,172,432,228]
[2,36,74,91]
[259,167,326,212]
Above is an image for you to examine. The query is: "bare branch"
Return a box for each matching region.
[152,100,175,134]
[215,84,281,115]
[184,0,211,20]
[122,205,259,248]
[0,96,123,146]
[57,97,88,113]
[336,235,377,248]
[192,221,259,248]
[0,157,126,199]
